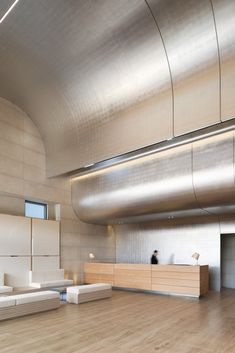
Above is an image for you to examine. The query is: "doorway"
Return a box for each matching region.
[221,234,235,289]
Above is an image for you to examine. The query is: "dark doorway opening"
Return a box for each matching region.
[221,234,235,289]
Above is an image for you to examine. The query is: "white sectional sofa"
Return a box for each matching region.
[0,290,60,321]
[29,269,73,288]
[0,273,13,294]
[67,283,112,304]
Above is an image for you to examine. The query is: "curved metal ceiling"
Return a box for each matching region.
[71,130,235,225]
[0,0,234,176]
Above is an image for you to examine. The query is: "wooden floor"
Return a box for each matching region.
[1,289,235,353]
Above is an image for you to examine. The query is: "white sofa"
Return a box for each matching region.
[0,290,60,321]
[0,273,13,294]
[29,269,73,288]
[67,283,112,304]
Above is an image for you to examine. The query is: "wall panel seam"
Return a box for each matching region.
[210,0,222,123]
[144,0,174,137]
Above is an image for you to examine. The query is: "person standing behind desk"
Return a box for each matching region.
[151,250,159,264]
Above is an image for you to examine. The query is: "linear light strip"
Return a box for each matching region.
[71,120,235,180]
[0,0,20,24]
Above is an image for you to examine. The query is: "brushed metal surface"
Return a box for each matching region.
[212,0,235,121]
[148,0,220,135]
[69,119,235,178]
[0,0,13,18]
[193,131,235,214]
[115,217,221,290]
[72,142,206,224]
[0,0,234,176]
[72,130,235,224]
[0,0,173,176]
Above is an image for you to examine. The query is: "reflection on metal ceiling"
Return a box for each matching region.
[0,0,234,176]
[0,0,15,19]
[72,130,235,224]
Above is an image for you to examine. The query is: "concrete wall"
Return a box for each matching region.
[0,97,115,283]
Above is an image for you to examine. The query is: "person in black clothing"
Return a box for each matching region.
[151,250,158,264]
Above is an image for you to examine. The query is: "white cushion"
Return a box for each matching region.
[67,283,111,294]
[30,270,65,283]
[29,282,42,289]
[0,297,15,308]
[0,286,13,293]
[10,291,59,305]
[30,279,73,288]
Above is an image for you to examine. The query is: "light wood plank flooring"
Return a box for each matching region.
[0,289,235,353]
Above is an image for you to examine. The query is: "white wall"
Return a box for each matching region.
[0,97,116,283]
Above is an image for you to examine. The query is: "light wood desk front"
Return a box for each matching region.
[84,263,209,298]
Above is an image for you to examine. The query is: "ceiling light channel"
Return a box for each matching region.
[0,0,20,24]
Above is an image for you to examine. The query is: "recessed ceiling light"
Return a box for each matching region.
[0,0,20,24]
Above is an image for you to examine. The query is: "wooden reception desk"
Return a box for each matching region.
[84,263,209,298]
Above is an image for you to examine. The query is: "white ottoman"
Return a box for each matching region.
[66,283,112,304]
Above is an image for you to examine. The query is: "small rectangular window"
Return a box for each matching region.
[25,200,47,219]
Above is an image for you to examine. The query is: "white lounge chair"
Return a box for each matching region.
[29,269,73,288]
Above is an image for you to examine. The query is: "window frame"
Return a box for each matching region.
[25,200,48,220]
